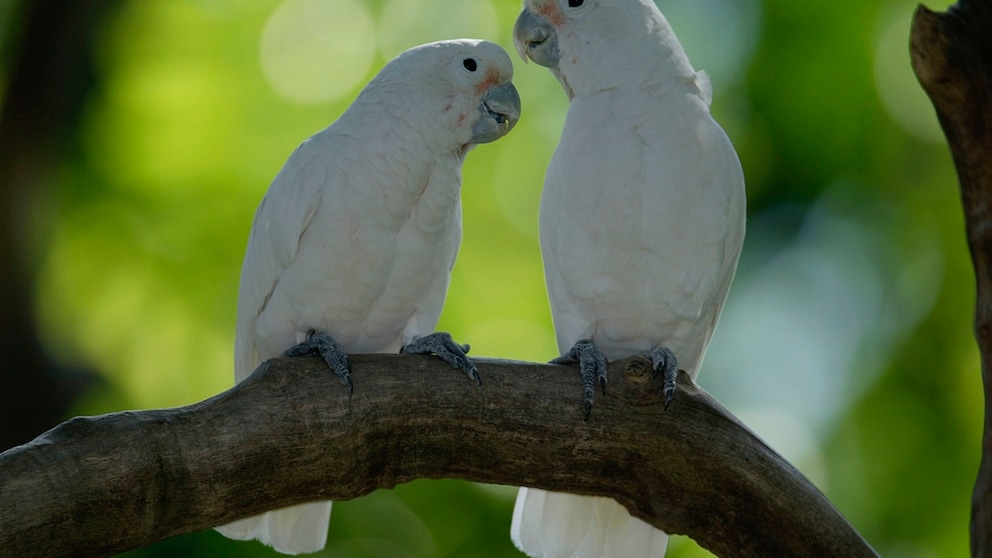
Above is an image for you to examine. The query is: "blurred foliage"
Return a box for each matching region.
[0,0,976,556]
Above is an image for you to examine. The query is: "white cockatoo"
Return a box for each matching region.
[214,39,520,555]
[512,1,746,556]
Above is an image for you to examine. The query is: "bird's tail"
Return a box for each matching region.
[510,488,668,558]
[215,501,332,555]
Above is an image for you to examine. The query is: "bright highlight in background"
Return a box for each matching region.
[658,0,762,88]
[873,2,944,142]
[377,0,500,61]
[260,0,376,104]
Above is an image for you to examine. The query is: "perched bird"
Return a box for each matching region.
[512,1,746,556]
[214,39,520,555]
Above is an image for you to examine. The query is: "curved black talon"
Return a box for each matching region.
[283,330,354,395]
[551,339,608,421]
[649,345,678,409]
[401,331,482,386]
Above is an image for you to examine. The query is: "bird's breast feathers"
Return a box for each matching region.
[539,89,744,367]
[237,132,463,375]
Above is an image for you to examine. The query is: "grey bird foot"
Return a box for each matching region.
[283,330,353,395]
[551,339,607,421]
[649,345,679,409]
[400,332,482,386]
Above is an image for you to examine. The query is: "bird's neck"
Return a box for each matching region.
[332,94,466,232]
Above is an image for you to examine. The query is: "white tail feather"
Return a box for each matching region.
[511,488,668,558]
[215,501,332,555]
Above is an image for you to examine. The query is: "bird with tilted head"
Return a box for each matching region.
[215,39,520,555]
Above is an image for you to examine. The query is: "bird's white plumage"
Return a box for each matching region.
[512,1,746,556]
[215,39,518,555]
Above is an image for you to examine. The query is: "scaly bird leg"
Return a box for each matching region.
[401,332,482,386]
[551,339,608,421]
[649,345,679,409]
[283,330,354,395]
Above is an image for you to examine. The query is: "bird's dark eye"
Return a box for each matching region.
[568,0,584,7]
[463,58,478,72]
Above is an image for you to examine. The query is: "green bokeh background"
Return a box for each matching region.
[3,0,977,556]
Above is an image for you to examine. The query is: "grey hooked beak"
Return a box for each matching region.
[513,7,559,68]
[471,82,521,144]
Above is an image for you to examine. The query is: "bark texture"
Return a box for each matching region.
[910,3,992,556]
[0,354,876,558]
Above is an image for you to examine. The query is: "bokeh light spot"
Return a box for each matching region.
[260,0,376,104]
[377,0,499,61]
[873,3,943,142]
[657,0,762,87]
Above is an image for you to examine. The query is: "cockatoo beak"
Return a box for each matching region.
[513,7,559,69]
[487,82,522,133]
[471,82,522,144]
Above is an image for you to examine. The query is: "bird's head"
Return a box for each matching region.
[513,0,692,99]
[513,0,570,70]
[375,39,521,152]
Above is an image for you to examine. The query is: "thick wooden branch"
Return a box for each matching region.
[910,3,992,556]
[0,354,875,557]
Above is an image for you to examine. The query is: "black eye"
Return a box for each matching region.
[568,0,584,6]
[463,58,478,72]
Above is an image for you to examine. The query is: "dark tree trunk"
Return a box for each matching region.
[910,2,992,556]
[0,0,122,449]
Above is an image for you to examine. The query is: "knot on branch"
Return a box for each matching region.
[622,356,653,384]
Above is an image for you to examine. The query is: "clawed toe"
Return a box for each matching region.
[649,346,678,409]
[401,332,482,386]
[552,339,608,421]
[284,330,354,395]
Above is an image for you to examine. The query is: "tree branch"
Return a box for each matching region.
[0,353,875,558]
[910,3,992,556]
